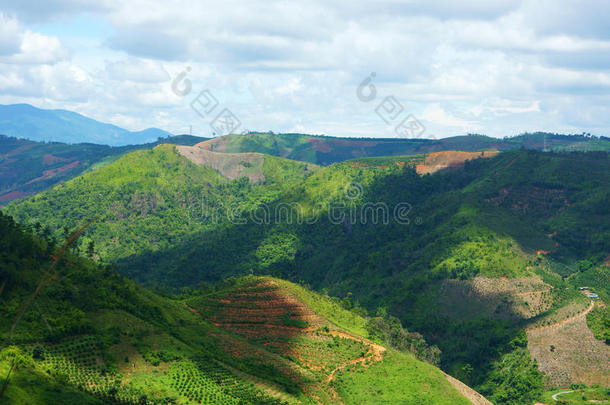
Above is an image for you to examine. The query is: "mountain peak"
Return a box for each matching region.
[0,103,173,146]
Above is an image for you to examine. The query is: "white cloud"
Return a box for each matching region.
[1,0,610,138]
[105,58,169,83]
[421,103,481,130]
[0,14,22,55]
[0,13,67,65]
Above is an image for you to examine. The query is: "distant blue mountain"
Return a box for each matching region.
[0,104,173,146]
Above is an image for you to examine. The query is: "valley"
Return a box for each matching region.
[1,131,609,404]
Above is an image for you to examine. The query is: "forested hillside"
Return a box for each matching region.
[0,135,206,204]
[0,213,477,404]
[5,148,610,404]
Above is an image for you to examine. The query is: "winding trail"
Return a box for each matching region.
[551,390,574,401]
[319,329,385,405]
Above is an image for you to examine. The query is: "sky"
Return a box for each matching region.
[0,0,609,139]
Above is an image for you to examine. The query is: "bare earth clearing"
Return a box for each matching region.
[175,145,267,181]
[527,301,610,387]
[439,277,553,321]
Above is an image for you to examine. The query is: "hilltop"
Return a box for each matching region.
[0,134,207,204]
[173,145,318,183]
[5,144,318,267]
[3,110,609,205]
[0,215,480,404]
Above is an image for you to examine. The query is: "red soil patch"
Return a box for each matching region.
[0,190,30,202]
[187,280,387,404]
[27,161,80,184]
[42,154,70,165]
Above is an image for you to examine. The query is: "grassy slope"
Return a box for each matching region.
[0,218,473,404]
[0,135,207,204]
[334,350,468,405]
[184,276,472,405]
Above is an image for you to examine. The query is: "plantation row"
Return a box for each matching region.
[166,358,287,404]
[27,334,288,404]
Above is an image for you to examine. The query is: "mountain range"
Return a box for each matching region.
[0,104,173,146]
[1,106,609,405]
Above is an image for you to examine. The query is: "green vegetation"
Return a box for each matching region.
[0,134,206,205]
[6,147,610,404]
[542,386,610,404]
[587,307,610,343]
[0,212,292,404]
[0,213,474,404]
[479,343,543,404]
[203,132,610,165]
[333,350,471,405]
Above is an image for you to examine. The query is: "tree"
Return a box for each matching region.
[87,241,95,258]
[32,345,44,360]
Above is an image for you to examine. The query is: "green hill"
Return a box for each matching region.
[0,214,478,404]
[0,134,207,205]
[4,145,318,268]
[4,128,608,206]
[5,148,610,403]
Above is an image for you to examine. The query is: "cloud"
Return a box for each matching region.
[0,13,67,65]
[521,0,610,40]
[421,103,481,130]
[105,58,169,83]
[0,14,22,55]
[1,0,610,138]
[106,24,189,61]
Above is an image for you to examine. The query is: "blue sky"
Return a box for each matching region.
[0,0,609,138]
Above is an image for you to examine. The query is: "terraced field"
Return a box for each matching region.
[186,277,477,405]
[187,279,382,403]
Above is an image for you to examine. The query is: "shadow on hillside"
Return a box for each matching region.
[116,150,610,391]
[186,279,322,397]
